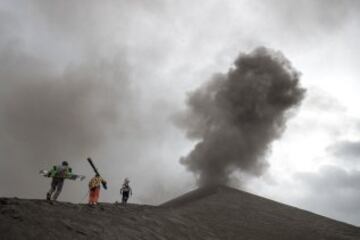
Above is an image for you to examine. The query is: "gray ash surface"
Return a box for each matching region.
[1,186,359,240]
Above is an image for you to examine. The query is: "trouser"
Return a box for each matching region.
[122,191,129,204]
[89,187,100,204]
[48,178,64,200]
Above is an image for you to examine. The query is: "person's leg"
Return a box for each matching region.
[47,179,57,200]
[89,189,95,205]
[94,188,100,204]
[52,180,64,200]
[122,192,129,205]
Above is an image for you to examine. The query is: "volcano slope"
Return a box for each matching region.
[1,186,359,240]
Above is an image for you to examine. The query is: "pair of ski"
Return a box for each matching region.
[39,169,86,181]
[39,158,107,189]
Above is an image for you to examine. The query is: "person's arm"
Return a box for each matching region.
[99,177,106,189]
[101,178,107,185]
[66,167,73,178]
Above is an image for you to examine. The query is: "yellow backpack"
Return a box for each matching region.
[89,176,102,189]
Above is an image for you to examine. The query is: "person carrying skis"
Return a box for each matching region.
[46,161,72,201]
[88,174,107,205]
[120,178,132,205]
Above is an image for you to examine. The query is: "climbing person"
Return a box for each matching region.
[120,178,132,205]
[88,173,107,205]
[46,161,72,201]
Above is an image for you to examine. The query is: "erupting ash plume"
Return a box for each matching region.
[177,47,306,186]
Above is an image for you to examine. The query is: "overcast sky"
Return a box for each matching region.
[1,0,360,225]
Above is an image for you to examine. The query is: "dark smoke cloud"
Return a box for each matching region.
[0,0,184,202]
[177,47,305,186]
[0,30,135,198]
[0,41,132,162]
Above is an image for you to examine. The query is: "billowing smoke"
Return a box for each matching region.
[177,47,306,186]
[0,31,135,199]
[0,45,132,163]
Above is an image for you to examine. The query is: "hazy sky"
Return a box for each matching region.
[1,0,360,225]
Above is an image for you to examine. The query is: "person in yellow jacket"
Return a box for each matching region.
[88,174,106,205]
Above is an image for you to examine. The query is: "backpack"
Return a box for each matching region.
[89,177,102,189]
[51,165,71,178]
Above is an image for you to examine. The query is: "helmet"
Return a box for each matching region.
[62,161,69,166]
